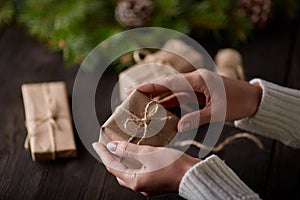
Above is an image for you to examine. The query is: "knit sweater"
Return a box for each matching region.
[179,79,300,200]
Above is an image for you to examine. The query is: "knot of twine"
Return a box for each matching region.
[24,84,64,160]
[121,100,172,145]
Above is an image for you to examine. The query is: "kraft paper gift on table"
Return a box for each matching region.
[100,90,179,147]
[22,82,77,161]
[137,38,204,73]
[119,39,204,100]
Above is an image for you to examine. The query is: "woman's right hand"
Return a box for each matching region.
[133,69,262,132]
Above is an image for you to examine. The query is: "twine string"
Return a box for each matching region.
[174,132,264,152]
[121,100,172,145]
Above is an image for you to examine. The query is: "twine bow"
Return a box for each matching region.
[121,100,172,145]
[24,84,62,160]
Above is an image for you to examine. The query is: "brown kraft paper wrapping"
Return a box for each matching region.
[100,90,179,147]
[138,39,203,73]
[22,82,77,161]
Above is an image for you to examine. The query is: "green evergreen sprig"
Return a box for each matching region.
[0,0,14,25]
[0,0,299,67]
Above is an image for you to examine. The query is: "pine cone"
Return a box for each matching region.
[115,0,155,28]
[237,0,272,28]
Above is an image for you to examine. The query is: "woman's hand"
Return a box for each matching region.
[132,69,262,132]
[92,141,200,196]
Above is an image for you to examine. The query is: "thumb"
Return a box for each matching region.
[177,108,211,132]
[106,141,135,158]
[106,141,154,158]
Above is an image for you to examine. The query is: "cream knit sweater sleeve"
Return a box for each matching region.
[179,155,260,200]
[235,79,300,148]
[179,79,300,200]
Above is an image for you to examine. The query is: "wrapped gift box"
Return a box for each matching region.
[22,82,77,161]
[100,90,179,147]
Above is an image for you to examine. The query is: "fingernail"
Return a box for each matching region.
[92,142,99,149]
[125,83,139,93]
[124,86,133,92]
[107,142,118,152]
[179,121,191,132]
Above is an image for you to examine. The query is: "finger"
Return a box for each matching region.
[177,108,211,132]
[116,177,128,187]
[107,141,177,170]
[106,141,160,163]
[159,92,194,108]
[137,73,197,97]
[124,75,170,96]
[106,141,156,158]
[137,82,171,98]
[106,166,139,185]
[124,82,145,96]
[141,191,164,196]
[141,192,148,196]
[93,143,145,184]
[92,142,128,171]
[159,92,206,108]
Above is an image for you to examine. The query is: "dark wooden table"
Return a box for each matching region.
[1,19,300,200]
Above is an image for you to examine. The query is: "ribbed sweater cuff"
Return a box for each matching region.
[179,155,260,200]
[235,79,300,148]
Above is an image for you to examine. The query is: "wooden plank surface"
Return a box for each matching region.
[264,19,300,200]
[0,25,143,200]
[0,21,299,200]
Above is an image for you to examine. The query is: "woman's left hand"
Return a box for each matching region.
[92,141,200,196]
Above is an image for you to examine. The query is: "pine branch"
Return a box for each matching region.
[0,0,14,25]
